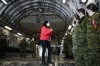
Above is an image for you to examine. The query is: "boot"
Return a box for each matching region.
[42,60,48,65]
[47,59,54,64]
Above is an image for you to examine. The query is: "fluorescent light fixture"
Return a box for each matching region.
[17,33,22,36]
[81,0,87,2]
[4,26,12,30]
[26,38,29,40]
[68,25,72,30]
[2,0,7,4]
[63,0,66,3]
[80,0,88,4]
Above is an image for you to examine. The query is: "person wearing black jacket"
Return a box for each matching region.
[0,34,8,58]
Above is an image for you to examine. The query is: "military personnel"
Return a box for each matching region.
[86,3,100,66]
[74,8,88,66]
[30,38,36,58]
[63,35,73,59]
[72,15,79,60]
[19,39,28,58]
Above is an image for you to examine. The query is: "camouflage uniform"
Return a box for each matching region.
[30,41,36,57]
[64,35,73,58]
[86,13,100,66]
[72,25,78,59]
[74,16,88,66]
[19,39,28,58]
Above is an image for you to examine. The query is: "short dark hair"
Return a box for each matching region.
[76,14,80,20]
[78,8,85,15]
[43,20,48,26]
[87,3,99,12]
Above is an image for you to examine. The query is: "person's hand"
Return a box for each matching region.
[50,29,53,31]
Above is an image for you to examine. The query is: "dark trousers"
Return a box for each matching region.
[41,40,52,62]
[0,48,5,57]
[20,49,26,58]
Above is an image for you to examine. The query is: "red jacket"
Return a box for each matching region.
[40,26,52,41]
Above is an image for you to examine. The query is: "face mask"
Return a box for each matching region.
[47,22,50,26]
[77,12,82,19]
[88,11,94,16]
[87,9,94,16]
[87,9,91,16]
[77,12,80,17]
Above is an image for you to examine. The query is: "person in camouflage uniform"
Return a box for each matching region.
[74,8,88,66]
[86,3,100,66]
[64,35,73,59]
[19,39,28,58]
[72,15,79,59]
[30,38,36,58]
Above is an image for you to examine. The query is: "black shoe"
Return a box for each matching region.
[42,61,48,65]
[47,60,54,64]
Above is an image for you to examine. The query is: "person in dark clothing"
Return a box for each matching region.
[30,38,36,58]
[40,20,53,65]
[19,39,28,58]
[0,34,8,58]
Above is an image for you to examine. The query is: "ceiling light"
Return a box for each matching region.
[17,33,22,36]
[63,0,66,3]
[26,38,29,40]
[68,25,72,30]
[4,26,12,30]
[2,0,7,4]
[81,0,87,2]
[80,0,88,4]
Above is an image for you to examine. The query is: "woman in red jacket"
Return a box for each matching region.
[40,21,53,65]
